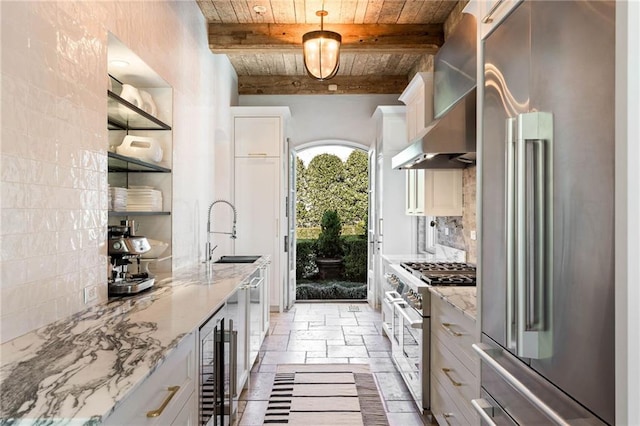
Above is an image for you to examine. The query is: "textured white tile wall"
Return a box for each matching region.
[0,0,224,343]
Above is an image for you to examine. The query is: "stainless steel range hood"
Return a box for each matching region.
[392,13,477,170]
[391,88,476,169]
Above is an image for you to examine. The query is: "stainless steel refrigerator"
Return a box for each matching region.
[474,1,615,425]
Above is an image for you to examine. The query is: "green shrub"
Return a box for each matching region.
[342,236,367,282]
[298,225,360,239]
[296,239,317,279]
[316,210,343,258]
[297,227,321,239]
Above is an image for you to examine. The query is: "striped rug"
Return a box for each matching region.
[263,364,389,425]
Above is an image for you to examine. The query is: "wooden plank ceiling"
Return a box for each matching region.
[197,1,459,95]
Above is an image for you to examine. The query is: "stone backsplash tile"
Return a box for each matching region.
[436,216,466,251]
[416,166,477,264]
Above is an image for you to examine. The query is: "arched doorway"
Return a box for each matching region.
[286,140,373,308]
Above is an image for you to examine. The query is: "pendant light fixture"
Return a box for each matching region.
[302,8,341,80]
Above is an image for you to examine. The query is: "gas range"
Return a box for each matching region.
[400,261,477,286]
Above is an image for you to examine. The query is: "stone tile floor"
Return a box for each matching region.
[236,302,433,426]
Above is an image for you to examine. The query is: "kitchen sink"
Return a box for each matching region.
[214,255,261,264]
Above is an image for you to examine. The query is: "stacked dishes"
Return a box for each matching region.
[109,186,127,211]
[126,186,163,212]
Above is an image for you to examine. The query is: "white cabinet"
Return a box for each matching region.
[248,263,270,367]
[370,106,415,307]
[425,169,463,216]
[399,72,434,142]
[170,392,197,426]
[431,296,479,425]
[477,0,523,39]
[405,169,421,215]
[235,157,281,310]
[104,333,196,425]
[405,169,463,217]
[227,282,249,396]
[234,116,281,157]
[232,107,290,312]
[399,72,463,218]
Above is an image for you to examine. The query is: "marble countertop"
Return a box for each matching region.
[381,245,470,265]
[0,258,269,425]
[428,286,477,321]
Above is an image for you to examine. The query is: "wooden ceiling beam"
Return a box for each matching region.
[238,75,409,95]
[209,23,443,55]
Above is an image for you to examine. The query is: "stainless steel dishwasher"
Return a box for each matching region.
[198,304,236,426]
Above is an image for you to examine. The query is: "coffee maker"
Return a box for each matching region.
[108,220,155,295]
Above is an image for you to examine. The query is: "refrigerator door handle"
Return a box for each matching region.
[506,117,517,352]
[472,343,569,426]
[514,112,553,359]
[471,399,498,426]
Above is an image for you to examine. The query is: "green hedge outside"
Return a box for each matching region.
[295,236,367,282]
[297,225,362,240]
[296,239,317,279]
[342,236,367,282]
[296,281,366,300]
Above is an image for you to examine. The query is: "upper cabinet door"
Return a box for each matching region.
[399,72,434,142]
[424,169,463,217]
[234,116,281,157]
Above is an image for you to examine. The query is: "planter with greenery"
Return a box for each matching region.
[315,210,344,279]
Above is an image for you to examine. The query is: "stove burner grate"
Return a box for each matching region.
[401,261,476,274]
[420,273,476,286]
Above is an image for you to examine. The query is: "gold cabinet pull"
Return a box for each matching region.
[441,322,463,337]
[443,412,454,426]
[442,368,462,387]
[146,385,180,418]
[248,152,268,156]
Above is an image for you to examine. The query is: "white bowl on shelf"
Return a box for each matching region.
[116,135,163,163]
[141,239,169,259]
[139,90,158,117]
[120,84,142,108]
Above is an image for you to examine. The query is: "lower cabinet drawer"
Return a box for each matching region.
[171,391,197,426]
[104,332,196,425]
[431,334,478,423]
[431,295,478,374]
[431,372,475,426]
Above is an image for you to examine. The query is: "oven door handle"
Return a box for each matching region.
[384,291,403,303]
[394,301,423,329]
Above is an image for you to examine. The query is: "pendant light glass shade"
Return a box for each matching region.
[302,11,341,80]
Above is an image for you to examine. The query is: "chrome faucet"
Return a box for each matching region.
[205,199,237,263]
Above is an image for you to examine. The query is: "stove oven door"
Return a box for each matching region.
[392,300,424,410]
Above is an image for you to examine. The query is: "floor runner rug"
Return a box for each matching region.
[263,364,389,426]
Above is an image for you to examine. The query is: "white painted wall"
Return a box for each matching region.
[0,0,226,343]
[615,1,640,423]
[212,55,238,259]
[239,94,402,149]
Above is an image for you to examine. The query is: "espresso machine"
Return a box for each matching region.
[108,220,155,295]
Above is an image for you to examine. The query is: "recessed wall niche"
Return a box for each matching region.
[106,33,173,276]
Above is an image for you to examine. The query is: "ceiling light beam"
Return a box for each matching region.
[237,75,409,95]
[208,23,443,55]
